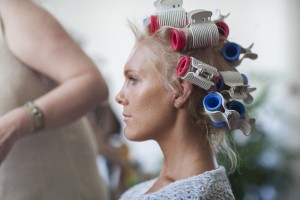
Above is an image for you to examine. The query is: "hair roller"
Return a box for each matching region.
[227,101,246,118]
[189,23,219,48]
[157,9,187,27]
[215,21,229,39]
[176,56,190,77]
[150,15,160,34]
[203,93,226,127]
[170,29,186,51]
[222,42,241,61]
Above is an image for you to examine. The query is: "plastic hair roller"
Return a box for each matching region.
[203,93,227,127]
[216,76,225,91]
[187,10,219,49]
[218,71,256,103]
[203,92,252,134]
[216,72,248,92]
[170,29,186,51]
[214,21,229,39]
[222,42,241,61]
[176,56,190,76]
[176,56,219,91]
[203,92,241,128]
[222,42,258,66]
[150,0,187,34]
[227,101,246,118]
[212,9,230,39]
[241,74,248,85]
[170,10,220,51]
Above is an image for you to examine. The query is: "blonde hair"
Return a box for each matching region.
[129,22,238,172]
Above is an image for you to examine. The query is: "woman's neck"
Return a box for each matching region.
[159,131,217,181]
[145,114,217,194]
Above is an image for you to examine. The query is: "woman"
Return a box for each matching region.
[115,1,257,199]
[0,0,109,199]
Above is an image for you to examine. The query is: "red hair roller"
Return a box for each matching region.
[170,29,186,51]
[215,21,229,39]
[176,56,190,77]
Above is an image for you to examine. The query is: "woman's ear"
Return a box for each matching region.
[174,80,193,108]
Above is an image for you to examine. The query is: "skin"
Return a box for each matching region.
[0,0,108,163]
[116,41,176,141]
[116,40,217,193]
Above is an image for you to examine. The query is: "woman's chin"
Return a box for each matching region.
[124,130,146,142]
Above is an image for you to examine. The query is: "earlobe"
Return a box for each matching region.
[174,80,193,108]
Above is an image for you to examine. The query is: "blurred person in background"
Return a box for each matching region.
[87,103,127,199]
[115,0,258,199]
[0,0,109,199]
[87,103,148,200]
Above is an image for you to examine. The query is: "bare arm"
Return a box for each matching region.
[0,0,108,162]
[0,0,108,128]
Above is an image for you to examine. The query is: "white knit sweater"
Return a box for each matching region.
[119,167,235,200]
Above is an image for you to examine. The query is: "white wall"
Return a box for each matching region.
[38,0,300,174]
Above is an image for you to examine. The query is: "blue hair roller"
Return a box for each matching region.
[222,42,241,61]
[241,74,248,85]
[216,76,224,91]
[203,93,226,127]
[227,100,246,118]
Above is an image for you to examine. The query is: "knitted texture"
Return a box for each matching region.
[119,167,235,200]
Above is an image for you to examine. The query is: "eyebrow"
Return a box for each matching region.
[124,67,139,76]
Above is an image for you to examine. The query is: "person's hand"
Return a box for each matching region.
[0,107,31,164]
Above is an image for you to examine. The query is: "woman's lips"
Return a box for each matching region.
[123,113,132,122]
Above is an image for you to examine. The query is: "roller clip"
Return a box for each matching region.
[178,57,219,90]
[240,43,258,61]
[212,9,230,21]
[203,92,255,135]
[154,0,184,11]
[187,9,213,25]
[151,0,187,32]
[228,86,256,104]
[223,42,258,66]
[203,92,241,128]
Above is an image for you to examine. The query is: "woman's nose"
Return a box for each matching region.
[115,91,125,105]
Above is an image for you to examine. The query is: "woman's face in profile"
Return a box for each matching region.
[116,41,176,141]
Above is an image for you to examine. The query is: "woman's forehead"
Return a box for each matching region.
[125,44,156,72]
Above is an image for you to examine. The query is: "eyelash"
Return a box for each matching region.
[128,76,138,85]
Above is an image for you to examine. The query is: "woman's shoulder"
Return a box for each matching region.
[118,178,157,200]
[200,166,235,199]
[159,166,235,199]
[118,167,235,200]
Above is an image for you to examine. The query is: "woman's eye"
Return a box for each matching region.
[128,76,138,85]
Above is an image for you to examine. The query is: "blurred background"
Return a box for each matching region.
[37,0,300,199]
